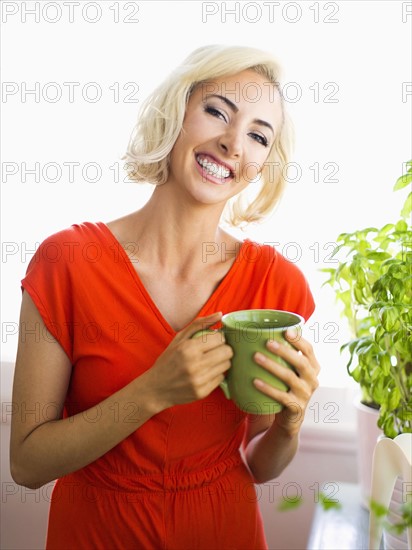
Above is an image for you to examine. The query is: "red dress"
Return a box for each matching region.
[21,222,315,550]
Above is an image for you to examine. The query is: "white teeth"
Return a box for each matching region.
[197,156,231,179]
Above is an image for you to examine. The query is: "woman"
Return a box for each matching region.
[10,45,320,549]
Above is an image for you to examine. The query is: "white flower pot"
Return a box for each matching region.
[383,476,410,550]
[354,397,382,508]
[369,433,412,550]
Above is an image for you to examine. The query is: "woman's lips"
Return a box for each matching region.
[195,154,234,184]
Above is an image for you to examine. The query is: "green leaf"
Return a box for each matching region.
[394,172,412,191]
[396,220,408,232]
[379,354,392,376]
[401,191,412,219]
[388,278,404,301]
[277,496,303,511]
[354,285,365,304]
[387,387,401,410]
[348,364,361,382]
[370,500,389,518]
[356,271,367,290]
[374,325,386,345]
[378,223,396,235]
[329,244,342,259]
[350,259,362,277]
[380,415,398,438]
[383,501,412,534]
[365,251,391,261]
[359,227,379,237]
[397,406,412,422]
[380,307,399,331]
[387,263,406,280]
[319,492,342,511]
[372,377,386,404]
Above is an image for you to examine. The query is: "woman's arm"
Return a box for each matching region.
[242,330,320,483]
[10,293,231,489]
[242,414,299,484]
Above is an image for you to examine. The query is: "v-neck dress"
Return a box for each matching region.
[21,222,315,550]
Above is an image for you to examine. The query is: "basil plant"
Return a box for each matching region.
[323,162,412,438]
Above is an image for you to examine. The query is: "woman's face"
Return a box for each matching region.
[168,69,283,207]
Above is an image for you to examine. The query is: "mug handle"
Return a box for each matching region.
[191,329,231,400]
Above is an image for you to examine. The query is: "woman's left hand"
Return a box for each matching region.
[253,328,320,436]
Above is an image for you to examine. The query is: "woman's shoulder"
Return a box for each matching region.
[33,221,113,255]
[239,237,309,283]
[237,237,315,320]
[38,221,106,242]
[28,221,111,270]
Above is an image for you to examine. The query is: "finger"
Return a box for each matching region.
[204,344,233,365]
[201,372,228,398]
[193,355,232,398]
[253,379,304,422]
[254,350,318,401]
[254,352,297,387]
[193,330,227,351]
[198,358,232,387]
[285,330,321,374]
[265,339,318,379]
[175,312,223,342]
[252,376,295,405]
[255,347,319,399]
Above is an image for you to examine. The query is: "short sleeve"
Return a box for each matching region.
[276,254,315,322]
[21,230,74,362]
[259,244,316,323]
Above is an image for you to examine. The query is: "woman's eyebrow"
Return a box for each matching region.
[204,93,239,113]
[203,93,274,135]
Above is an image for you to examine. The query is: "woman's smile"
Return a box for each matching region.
[195,152,235,185]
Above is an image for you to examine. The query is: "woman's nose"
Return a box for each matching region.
[218,128,242,158]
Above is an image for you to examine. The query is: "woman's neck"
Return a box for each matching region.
[118,183,235,275]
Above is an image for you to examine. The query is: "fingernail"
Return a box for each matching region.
[268,339,279,349]
[286,328,297,339]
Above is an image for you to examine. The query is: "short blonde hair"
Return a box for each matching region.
[122,44,294,227]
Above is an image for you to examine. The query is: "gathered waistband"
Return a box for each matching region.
[59,452,246,495]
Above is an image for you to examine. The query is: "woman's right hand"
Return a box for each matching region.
[146,312,233,409]
[11,299,230,489]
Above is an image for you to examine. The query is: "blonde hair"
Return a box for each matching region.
[122,44,294,227]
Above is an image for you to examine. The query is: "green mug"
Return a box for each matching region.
[193,309,303,415]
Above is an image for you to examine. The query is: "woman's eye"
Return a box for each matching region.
[204,105,227,122]
[250,133,269,147]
